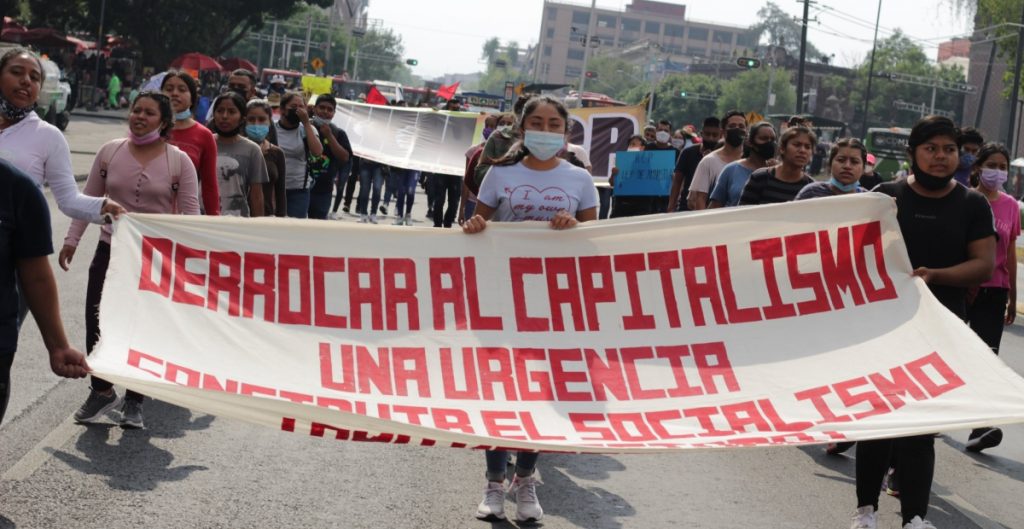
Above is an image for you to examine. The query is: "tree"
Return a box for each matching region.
[481,37,500,63]
[581,56,642,101]
[847,31,967,132]
[749,1,822,58]
[28,0,332,70]
[624,74,724,126]
[718,67,796,116]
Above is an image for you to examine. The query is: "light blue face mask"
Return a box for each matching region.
[829,176,860,193]
[523,130,566,161]
[246,124,270,142]
[174,109,192,121]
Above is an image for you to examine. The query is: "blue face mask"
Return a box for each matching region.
[174,109,192,121]
[960,152,977,169]
[829,176,860,193]
[246,124,270,142]
[523,130,566,161]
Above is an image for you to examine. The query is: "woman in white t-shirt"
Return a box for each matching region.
[0,47,125,222]
[462,96,597,524]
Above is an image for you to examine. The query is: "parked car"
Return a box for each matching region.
[36,56,71,131]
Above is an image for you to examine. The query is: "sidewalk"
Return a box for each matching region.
[70,108,127,120]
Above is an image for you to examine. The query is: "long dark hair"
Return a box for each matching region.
[132,91,174,138]
[494,96,570,166]
[161,70,199,111]
[210,91,247,135]
[970,142,1010,187]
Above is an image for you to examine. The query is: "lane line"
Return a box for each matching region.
[2,415,81,481]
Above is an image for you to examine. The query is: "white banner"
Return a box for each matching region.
[89,195,1024,452]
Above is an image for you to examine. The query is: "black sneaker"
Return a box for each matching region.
[966,427,1003,453]
[120,399,145,430]
[74,389,122,423]
[379,205,388,215]
[825,441,855,455]
[341,205,350,214]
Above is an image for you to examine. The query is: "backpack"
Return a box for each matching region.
[99,138,182,212]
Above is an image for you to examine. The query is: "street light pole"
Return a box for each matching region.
[860,0,883,137]
[578,0,597,92]
[1008,3,1024,158]
[795,0,809,114]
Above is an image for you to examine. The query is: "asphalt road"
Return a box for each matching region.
[0,116,1022,529]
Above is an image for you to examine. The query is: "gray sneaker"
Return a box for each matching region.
[120,399,145,429]
[74,389,122,423]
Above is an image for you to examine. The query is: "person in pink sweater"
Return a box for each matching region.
[59,92,200,430]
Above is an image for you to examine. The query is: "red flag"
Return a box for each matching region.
[366,85,388,105]
[437,81,460,101]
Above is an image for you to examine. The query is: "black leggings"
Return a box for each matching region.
[856,435,934,525]
[966,287,1008,354]
[85,242,142,403]
[0,353,12,424]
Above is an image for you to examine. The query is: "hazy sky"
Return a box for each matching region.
[366,0,973,79]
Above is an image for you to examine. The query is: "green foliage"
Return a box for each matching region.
[622,74,723,126]
[848,30,966,130]
[472,36,530,94]
[581,56,642,101]
[718,67,796,115]
[749,1,822,58]
[27,0,331,71]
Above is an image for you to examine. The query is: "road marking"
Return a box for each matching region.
[2,415,81,481]
[933,483,1007,529]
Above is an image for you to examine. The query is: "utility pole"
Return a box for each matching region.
[795,0,810,114]
[1008,3,1024,158]
[578,0,597,92]
[861,0,882,136]
[269,21,278,70]
[975,36,998,127]
[303,14,313,72]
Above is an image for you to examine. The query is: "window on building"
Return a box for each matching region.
[547,6,558,20]
[645,21,661,35]
[688,46,707,56]
[621,18,641,32]
[546,27,555,39]
[665,44,683,55]
[572,11,591,25]
[713,31,734,45]
[565,65,582,78]
[735,32,756,48]
[688,27,709,41]
[597,14,617,29]
[665,24,685,38]
[544,46,552,57]
[567,49,585,61]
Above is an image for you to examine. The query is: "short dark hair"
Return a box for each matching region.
[702,116,721,129]
[779,125,817,150]
[161,70,199,111]
[315,93,337,109]
[657,119,673,130]
[229,68,257,86]
[958,126,984,148]
[907,115,959,152]
[279,90,304,111]
[721,110,746,126]
[828,137,867,167]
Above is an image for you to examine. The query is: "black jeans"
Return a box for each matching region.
[86,242,143,402]
[967,287,1008,354]
[856,435,934,525]
[0,352,12,424]
[431,173,462,228]
[340,163,359,210]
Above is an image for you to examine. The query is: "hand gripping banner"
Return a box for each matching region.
[89,195,1024,452]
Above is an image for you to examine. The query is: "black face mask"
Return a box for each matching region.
[752,140,777,160]
[286,109,299,123]
[725,128,745,147]
[912,163,953,191]
[219,126,240,137]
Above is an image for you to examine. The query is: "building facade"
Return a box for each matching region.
[533,0,757,86]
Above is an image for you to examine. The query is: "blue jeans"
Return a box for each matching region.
[308,191,332,219]
[331,161,352,213]
[286,189,310,219]
[356,164,384,215]
[598,187,612,220]
[393,169,419,217]
[381,166,398,207]
[486,450,539,482]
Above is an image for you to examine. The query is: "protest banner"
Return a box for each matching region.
[331,99,645,179]
[613,150,675,196]
[89,195,1024,453]
[301,75,333,96]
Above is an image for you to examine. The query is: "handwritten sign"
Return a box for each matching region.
[614,150,674,196]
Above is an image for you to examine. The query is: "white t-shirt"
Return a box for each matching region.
[688,149,731,195]
[565,143,591,170]
[478,159,598,222]
[0,112,104,222]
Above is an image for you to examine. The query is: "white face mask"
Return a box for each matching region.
[655,131,671,144]
[671,138,685,149]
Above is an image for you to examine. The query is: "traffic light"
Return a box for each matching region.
[585,71,597,79]
[679,90,688,97]
[405,58,418,66]
[736,57,761,69]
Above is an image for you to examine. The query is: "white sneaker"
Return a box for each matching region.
[328,211,337,220]
[903,516,937,529]
[509,473,543,522]
[403,214,411,226]
[850,505,877,529]
[369,214,378,224]
[392,216,404,225]
[474,481,506,521]
[359,214,369,223]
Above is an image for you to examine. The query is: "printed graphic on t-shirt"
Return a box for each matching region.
[505,184,575,221]
[217,155,247,217]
